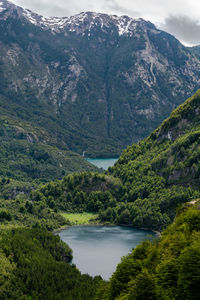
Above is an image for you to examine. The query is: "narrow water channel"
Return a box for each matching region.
[86,158,118,170]
[59,225,155,280]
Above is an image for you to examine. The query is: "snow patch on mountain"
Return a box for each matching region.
[0,1,154,36]
[0,1,6,12]
[21,8,150,36]
[113,16,141,36]
[23,9,69,30]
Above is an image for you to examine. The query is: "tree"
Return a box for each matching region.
[128,269,158,300]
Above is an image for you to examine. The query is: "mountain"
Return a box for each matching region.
[31,90,200,230]
[188,45,200,58]
[1,0,200,156]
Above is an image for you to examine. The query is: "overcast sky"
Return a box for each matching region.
[11,0,200,46]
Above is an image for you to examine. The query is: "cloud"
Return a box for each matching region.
[11,0,72,16]
[11,0,139,17]
[100,0,139,16]
[162,15,200,46]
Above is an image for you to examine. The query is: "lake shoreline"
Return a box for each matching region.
[54,220,159,236]
[54,211,161,236]
[58,225,156,280]
[54,221,116,234]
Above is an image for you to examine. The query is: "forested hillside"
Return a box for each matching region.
[95,201,200,300]
[0,227,102,299]
[0,112,98,230]
[0,111,98,183]
[31,90,200,230]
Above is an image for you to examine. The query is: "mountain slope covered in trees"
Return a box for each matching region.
[0,102,98,183]
[0,227,102,299]
[30,90,200,230]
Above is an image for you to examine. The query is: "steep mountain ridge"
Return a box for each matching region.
[0,0,159,35]
[106,90,200,227]
[116,89,200,186]
[1,0,200,156]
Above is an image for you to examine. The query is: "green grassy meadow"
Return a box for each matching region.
[61,212,99,225]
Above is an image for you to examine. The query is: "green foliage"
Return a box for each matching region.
[109,255,142,299]
[0,115,99,183]
[0,179,67,230]
[103,90,200,229]
[128,269,158,300]
[0,209,12,221]
[0,227,102,299]
[32,172,122,214]
[177,241,200,299]
[96,203,200,300]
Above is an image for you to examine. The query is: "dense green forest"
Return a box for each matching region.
[0,112,98,183]
[95,201,200,300]
[0,227,102,299]
[0,175,69,230]
[29,90,200,230]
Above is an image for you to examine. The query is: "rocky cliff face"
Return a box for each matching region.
[1,0,200,156]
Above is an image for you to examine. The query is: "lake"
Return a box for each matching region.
[59,226,155,280]
[86,158,118,170]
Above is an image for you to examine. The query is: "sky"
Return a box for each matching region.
[11,0,200,46]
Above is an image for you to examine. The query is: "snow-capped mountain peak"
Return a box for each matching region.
[0,0,154,36]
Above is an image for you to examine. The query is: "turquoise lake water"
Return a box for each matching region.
[86,158,118,170]
[59,226,155,280]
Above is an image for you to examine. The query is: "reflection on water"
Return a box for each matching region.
[59,226,155,280]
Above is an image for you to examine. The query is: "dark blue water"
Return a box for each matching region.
[59,225,155,280]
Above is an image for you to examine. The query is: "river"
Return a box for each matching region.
[59,225,155,280]
[86,158,118,170]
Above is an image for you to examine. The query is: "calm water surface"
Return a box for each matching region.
[86,158,118,170]
[59,226,155,280]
